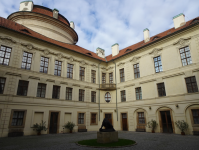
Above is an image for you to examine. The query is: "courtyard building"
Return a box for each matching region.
[0,1,199,137]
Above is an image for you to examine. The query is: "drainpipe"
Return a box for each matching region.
[112,61,118,121]
[98,61,101,121]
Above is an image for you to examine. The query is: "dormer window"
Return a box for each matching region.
[86,53,92,56]
[153,36,159,41]
[191,19,199,25]
[20,29,31,34]
[125,49,131,53]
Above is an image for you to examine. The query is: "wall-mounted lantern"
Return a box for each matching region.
[175,104,179,108]
[149,106,151,110]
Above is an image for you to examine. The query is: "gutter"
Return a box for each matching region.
[98,61,102,121]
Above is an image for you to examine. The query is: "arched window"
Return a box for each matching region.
[105,92,111,103]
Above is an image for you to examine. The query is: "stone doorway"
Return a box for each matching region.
[160,111,173,133]
[49,112,59,134]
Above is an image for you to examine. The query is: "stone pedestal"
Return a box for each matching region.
[97,131,118,143]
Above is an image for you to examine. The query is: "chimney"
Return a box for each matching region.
[173,13,185,29]
[70,21,75,29]
[96,47,105,58]
[111,43,119,57]
[53,8,59,19]
[19,1,33,11]
[143,28,150,43]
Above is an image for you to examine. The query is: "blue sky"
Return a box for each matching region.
[0,0,199,56]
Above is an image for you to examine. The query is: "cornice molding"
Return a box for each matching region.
[173,37,191,46]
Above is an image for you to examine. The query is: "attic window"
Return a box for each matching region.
[153,36,159,40]
[86,53,92,56]
[20,29,31,34]
[125,49,131,53]
[191,19,199,25]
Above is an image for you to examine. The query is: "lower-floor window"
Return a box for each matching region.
[11,111,25,126]
[192,109,199,124]
[17,80,29,96]
[79,89,84,101]
[91,113,97,124]
[0,77,6,94]
[66,87,72,100]
[138,112,145,124]
[78,113,84,124]
[52,85,60,99]
[91,91,96,102]
[136,87,142,100]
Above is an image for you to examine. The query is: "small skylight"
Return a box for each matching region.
[153,36,159,40]
[191,19,199,25]
[86,53,92,56]
[125,49,131,53]
[20,29,31,34]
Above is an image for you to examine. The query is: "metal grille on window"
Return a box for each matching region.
[79,67,85,81]
[192,109,199,124]
[109,73,113,83]
[66,87,72,100]
[54,60,62,76]
[0,45,12,65]
[138,112,145,124]
[11,111,24,126]
[78,113,84,124]
[121,90,126,102]
[134,63,140,78]
[91,70,96,83]
[67,64,73,78]
[105,92,111,103]
[52,85,60,99]
[21,52,32,70]
[136,87,142,100]
[37,83,46,98]
[40,57,49,73]
[0,77,6,94]
[17,80,29,96]
[157,83,166,97]
[91,91,96,102]
[120,68,125,82]
[79,89,84,101]
[179,46,192,66]
[185,76,198,93]
[91,114,96,124]
[154,56,162,73]
[102,73,106,83]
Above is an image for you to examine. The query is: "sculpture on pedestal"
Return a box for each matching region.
[99,118,115,132]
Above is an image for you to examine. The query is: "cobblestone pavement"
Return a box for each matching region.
[0,131,199,150]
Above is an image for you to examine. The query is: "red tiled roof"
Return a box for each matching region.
[32,5,69,26]
[0,17,106,61]
[105,17,199,61]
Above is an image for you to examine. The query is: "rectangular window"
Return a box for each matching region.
[109,72,113,83]
[79,89,85,101]
[102,73,106,83]
[79,67,85,81]
[11,111,25,126]
[180,46,192,66]
[78,113,84,124]
[121,90,126,102]
[192,109,199,124]
[91,113,97,124]
[39,57,49,73]
[91,70,96,83]
[21,52,33,70]
[0,45,12,65]
[91,91,96,102]
[134,63,140,78]
[36,83,46,98]
[135,87,142,100]
[0,77,6,94]
[54,60,62,76]
[185,76,198,93]
[138,112,145,124]
[17,80,29,96]
[157,83,166,97]
[120,68,125,82]
[52,85,60,99]
[67,64,73,78]
[66,87,72,100]
[154,56,162,73]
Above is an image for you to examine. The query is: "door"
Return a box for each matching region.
[105,113,112,125]
[137,112,146,131]
[160,111,173,133]
[49,112,59,134]
[122,113,128,131]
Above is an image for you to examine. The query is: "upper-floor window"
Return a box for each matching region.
[0,77,6,94]
[134,63,140,79]
[185,76,198,93]
[154,56,162,73]
[52,85,60,99]
[91,70,96,83]
[54,60,62,76]
[91,91,96,102]
[67,64,73,78]
[102,73,106,83]
[79,67,85,81]
[109,73,113,83]
[180,46,192,66]
[135,87,142,100]
[21,52,32,70]
[0,45,12,66]
[192,109,199,124]
[105,92,111,103]
[157,83,166,97]
[17,80,29,96]
[120,68,125,82]
[66,87,72,100]
[79,89,85,101]
[121,90,126,102]
[36,83,46,98]
[40,57,49,73]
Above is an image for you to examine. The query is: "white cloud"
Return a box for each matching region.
[0,0,198,56]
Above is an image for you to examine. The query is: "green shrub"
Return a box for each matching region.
[147,119,158,131]
[63,121,75,131]
[175,120,189,132]
[31,120,48,133]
